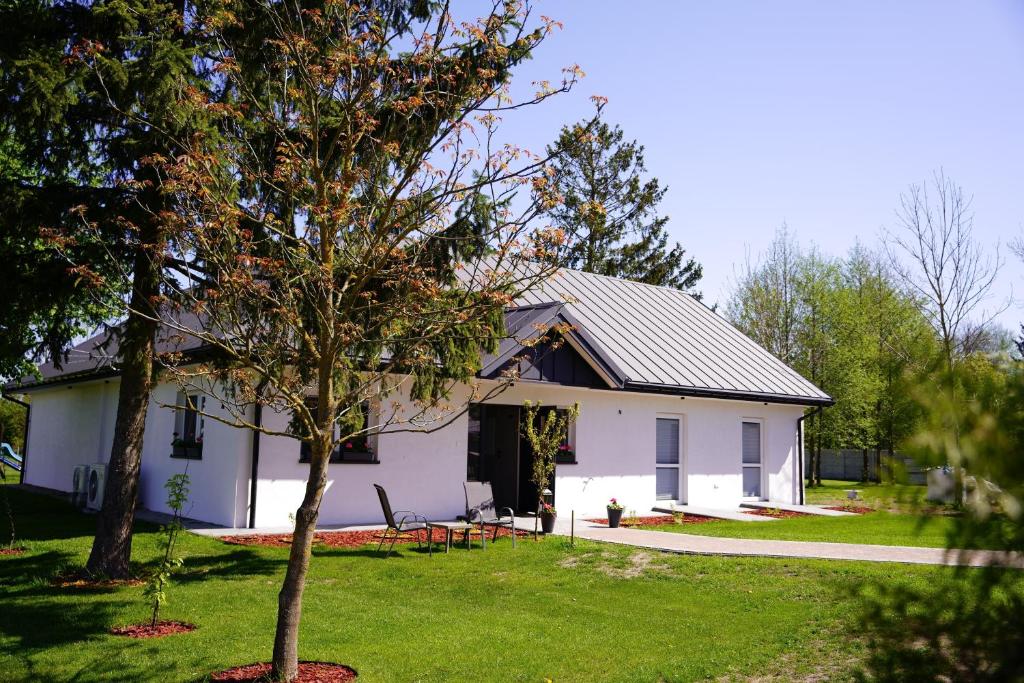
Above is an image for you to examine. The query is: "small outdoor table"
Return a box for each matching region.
[426,521,484,555]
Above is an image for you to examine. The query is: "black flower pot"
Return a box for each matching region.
[607,507,623,528]
[540,512,557,534]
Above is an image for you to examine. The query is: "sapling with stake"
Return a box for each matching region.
[522,401,580,538]
[145,473,190,627]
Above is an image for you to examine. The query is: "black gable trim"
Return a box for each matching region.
[481,332,607,388]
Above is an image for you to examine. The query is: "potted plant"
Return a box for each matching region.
[539,503,557,534]
[606,498,624,528]
[522,401,580,537]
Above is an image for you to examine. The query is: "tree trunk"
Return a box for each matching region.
[85,233,160,579]
[861,447,869,483]
[271,439,331,682]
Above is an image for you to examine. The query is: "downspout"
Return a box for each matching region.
[1,393,30,485]
[247,382,268,529]
[796,407,823,505]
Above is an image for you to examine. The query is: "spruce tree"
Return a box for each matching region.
[547,105,703,294]
[0,0,214,578]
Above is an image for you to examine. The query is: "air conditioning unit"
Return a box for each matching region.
[71,465,89,508]
[86,464,107,511]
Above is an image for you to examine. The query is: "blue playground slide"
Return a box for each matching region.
[0,443,22,477]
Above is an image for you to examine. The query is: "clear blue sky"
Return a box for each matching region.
[496,1,1024,329]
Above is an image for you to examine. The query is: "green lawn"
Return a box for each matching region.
[639,511,956,548]
[0,485,966,682]
[803,479,930,511]
[635,481,961,548]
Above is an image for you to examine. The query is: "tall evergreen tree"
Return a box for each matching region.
[547,105,703,294]
[0,0,214,578]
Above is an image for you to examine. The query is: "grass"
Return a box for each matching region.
[637,480,964,548]
[803,479,930,511]
[0,484,968,682]
[639,511,956,547]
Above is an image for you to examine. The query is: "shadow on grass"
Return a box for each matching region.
[0,552,132,650]
[176,549,287,583]
[0,550,76,585]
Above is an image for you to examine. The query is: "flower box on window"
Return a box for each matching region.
[555,443,576,464]
[171,437,203,460]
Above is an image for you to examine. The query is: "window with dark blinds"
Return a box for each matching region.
[656,418,679,464]
[655,417,680,500]
[742,422,761,464]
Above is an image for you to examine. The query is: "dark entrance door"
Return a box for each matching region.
[467,404,557,515]
[479,405,520,513]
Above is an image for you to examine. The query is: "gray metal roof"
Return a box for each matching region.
[7,269,831,406]
[516,269,831,406]
[5,313,203,391]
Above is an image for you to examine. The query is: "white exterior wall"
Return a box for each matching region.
[136,382,253,528]
[472,382,804,519]
[22,377,805,529]
[23,379,251,528]
[253,385,469,528]
[251,380,804,527]
[22,379,120,491]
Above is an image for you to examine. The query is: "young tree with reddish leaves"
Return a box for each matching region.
[92,2,582,679]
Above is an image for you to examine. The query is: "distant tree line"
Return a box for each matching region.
[727,173,1013,486]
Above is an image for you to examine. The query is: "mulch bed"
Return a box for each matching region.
[825,505,874,514]
[0,547,26,556]
[211,662,356,682]
[586,515,715,527]
[746,508,808,519]
[50,569,145,589]
[221,526,528,549]
[110,621,196,638]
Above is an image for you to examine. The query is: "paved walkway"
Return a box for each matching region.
[651,505,774,522]
[555,518,1024,568]
[739,501,856,517]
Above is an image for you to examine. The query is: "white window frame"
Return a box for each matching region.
[741,418,764,500]
[655,413,686,503]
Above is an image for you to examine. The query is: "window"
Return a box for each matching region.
[171,393,204,459]
[554,408,577,464]
[655,417,680,500]
[467,404,483,481]
[298,399,377,464]
[741,421,762,498]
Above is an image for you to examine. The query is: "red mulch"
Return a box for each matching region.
[0,547,26,556]
[211,662,356,682]
[825,505,874,514]
[50,569,145,589]
[587,515,715,527]
[110,621,196,638]
[746,508,808,519]
[221,526,527,549]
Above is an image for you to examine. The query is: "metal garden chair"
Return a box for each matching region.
[373,484,428,558]
[464,481,516,548]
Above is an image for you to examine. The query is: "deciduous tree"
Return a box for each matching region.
[109,3,580,679]
[884,170,1004,371]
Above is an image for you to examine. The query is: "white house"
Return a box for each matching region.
[8,269,831,528]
